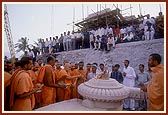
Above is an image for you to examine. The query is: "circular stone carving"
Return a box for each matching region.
[78,78,130,102]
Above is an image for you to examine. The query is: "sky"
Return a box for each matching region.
[3,2,165,58]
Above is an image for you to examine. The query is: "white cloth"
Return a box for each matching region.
[107,37,115,49]
[63,35,67,43]
[144,25,155,40]
[48,40,53,53]
[75,33,82,38]
[53,40,56,46]
[66,35,71,42]
[107,37,115,44]
[120,28,127,34]
[94,30,99,38]
[139,23,144,30]
[107,27,113,35]
[28,51,35,58]
[96,69,103,75]
[96,69,109,76]
[90,30,95,35]
[100,27,105,37]
[94,37,101,49]
[38,42,42,50]
[143,18,154,26]
[126,26,133,32]
[123,32,134,41]
[104,28,108,35]
[123,66,136,87]
[89,34,94,42]
[45,41,49,47]
[49,40,53,47]
[98,28,101,37]
[123,66,136,110]
[71,34,75,40]
[87,72,98,81]
[150,18,156,25]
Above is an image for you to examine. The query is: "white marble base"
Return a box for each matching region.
[34,99,123,111]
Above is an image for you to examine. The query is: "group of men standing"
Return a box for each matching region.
[4,56,95,111]
[4,53,164,111]
[108,54,164,111]
[38,29,90,54]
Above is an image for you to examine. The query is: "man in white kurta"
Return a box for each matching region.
[63,32,67,51]
[123,60,136,110]
[144,23,155,40]
[48,37,53,53]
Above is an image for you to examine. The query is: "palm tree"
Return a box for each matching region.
[4,56,8,62]
[14,37,31,53]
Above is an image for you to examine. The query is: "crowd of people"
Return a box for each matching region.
[32,12,164,55]
[3,11,164,111]
[4,53,164,111]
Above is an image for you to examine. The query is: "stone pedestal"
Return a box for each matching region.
[78,78,144,111]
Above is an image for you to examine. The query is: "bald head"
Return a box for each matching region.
[56,61,62,69]
[64,63,71,71]
[70,63,76,70]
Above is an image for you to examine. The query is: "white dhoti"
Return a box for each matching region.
[123,78,135,110]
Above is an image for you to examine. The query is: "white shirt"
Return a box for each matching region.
[144,25,155,32]
[94,30,99,38]
[100,27,105,37]
[66,35,71,42]
[60,66,64,69]
[123,66,136,87]
[63,35,67,43]
[53,40,56,46]
[123,32,134,41]
[97,69,109,76]
[38,42,42,49]
[98,28,101,37]
[120,28,127,34]
[71,34,75,40]
[90,30,95,35]
[126,26,133,32]
[123,66,136,79]
[107,37,115,44]
[28,51,35,58]
[104,28,108,35]
[87,72,98,81]
[150,18,156,25]
[49,40,53,46]
[139,23,144,30]
[45,41,49,47]
[89,34,94,42]
[75,33,82,38]
[143,18,153,26]
[107,27,113,35]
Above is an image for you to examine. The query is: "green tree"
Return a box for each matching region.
[14,37,31,53]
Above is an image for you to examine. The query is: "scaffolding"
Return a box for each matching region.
[4,4,15,63]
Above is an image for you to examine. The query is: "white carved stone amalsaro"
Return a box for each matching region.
[78,78,144,110]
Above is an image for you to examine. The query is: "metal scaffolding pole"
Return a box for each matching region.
[117,4,119,28]
[82,4,84,20]
[4,4,15,63]
[73,7,75,32]
[139,4,142,16]
[130,4,133,25]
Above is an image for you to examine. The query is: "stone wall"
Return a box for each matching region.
[53,39,164,73]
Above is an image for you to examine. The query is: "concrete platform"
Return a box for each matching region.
[34,99,107,111]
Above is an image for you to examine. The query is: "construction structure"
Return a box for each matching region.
[75,7,147,30]
[4,4,15,63]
